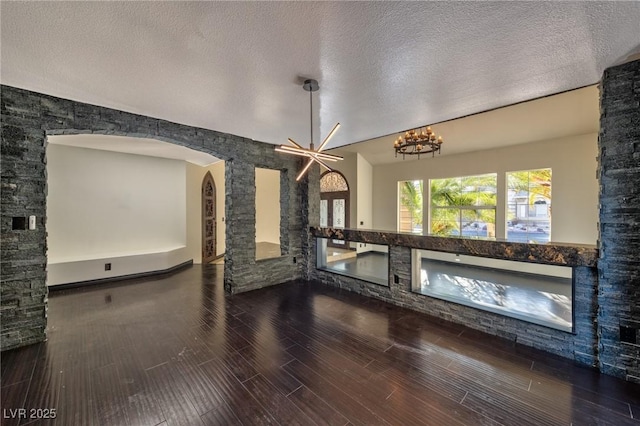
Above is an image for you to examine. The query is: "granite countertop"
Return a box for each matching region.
[310,227,598,267]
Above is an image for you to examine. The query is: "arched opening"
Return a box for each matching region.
[1,86,309,351]
[202,171,217,263]
[320,170,350,249]
[44,134,225,286]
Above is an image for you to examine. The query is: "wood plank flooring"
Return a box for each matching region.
[2,265,639,426]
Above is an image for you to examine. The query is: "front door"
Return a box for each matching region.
[202,172,216,263]
[320,171,350,249]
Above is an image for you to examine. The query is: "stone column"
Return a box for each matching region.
[302,163,321,280]
[598,58,640,382]
[1,91,48,350]
[224,160,256,293]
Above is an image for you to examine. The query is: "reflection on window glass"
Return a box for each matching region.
[316,238,388,286]
[320,200,328,227]
[255,168,281,260]
[398,180,423,234]
[332,199,346,228]
[430,174,497,237]
[507,169,551,243]
[412,249,572,332]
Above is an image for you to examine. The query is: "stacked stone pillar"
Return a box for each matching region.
[598,58,640,382]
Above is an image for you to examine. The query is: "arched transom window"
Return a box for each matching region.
[320,171,349,193]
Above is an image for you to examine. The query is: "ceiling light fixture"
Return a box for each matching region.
[275,79,343,181]
[394,126,443,159]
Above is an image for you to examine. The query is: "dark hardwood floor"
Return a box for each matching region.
[2,265,639,426]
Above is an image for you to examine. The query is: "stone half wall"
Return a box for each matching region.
[310,228,600,369]
[0,85,311,351]
[598,58,640,382]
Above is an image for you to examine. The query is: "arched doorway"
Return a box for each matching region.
[202,172,217,263]
[320,171,350,248]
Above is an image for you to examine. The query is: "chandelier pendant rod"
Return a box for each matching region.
[309,88,314,151]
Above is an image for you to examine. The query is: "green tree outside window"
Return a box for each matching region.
[430,174,497,237]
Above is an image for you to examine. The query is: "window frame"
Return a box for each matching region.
[429,173,498,238]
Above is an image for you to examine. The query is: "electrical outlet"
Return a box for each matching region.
[620,325,637,344]
[12,217,27,230]
[105,263,111,271]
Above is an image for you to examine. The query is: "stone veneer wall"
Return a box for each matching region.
[310,229,600,367]
[598,58,640,382]
[1,85,310,351]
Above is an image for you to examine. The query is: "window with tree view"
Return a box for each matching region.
[507,168,551,243]
[398,180,423,234]
[430,174,497,237]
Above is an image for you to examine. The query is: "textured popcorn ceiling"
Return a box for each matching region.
[2,2,639,155]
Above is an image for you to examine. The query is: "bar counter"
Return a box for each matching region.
[309,226,600,367]
[310,227,597,267]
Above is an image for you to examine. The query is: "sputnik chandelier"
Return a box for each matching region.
[275,79,343,181]
[394,126,443,160]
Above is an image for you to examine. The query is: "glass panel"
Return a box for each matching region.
[320,172,348,192]
[331,198,346,244]
[317,238,388,286]
[461,209,496,238]
[412,249,572,332]
[430,210,459,236]
[506,169,551,243]
[255,168,281,260]
[332,199,346,228]
[430,174,496,237]
[460,210,476,233]
[483,209,496,238]
[430,178,459,207]
[320,200,328,227]
[398,180,423,233]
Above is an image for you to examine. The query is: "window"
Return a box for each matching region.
[317,238,389,286]
[412,249,573,332]
[430,174,497,237]
[398,180,423,234]
[506,169,551,243]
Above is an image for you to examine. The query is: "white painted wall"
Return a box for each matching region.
[356,153,373,229]
[372,133,598,244]
[255,168,280,244]
[46,144,190,285]
[186,161,226,263]
[356,154,374,253]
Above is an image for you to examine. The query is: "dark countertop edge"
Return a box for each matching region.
[310,227,598,267]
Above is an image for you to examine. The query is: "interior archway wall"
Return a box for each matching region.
[0,85,319,351]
